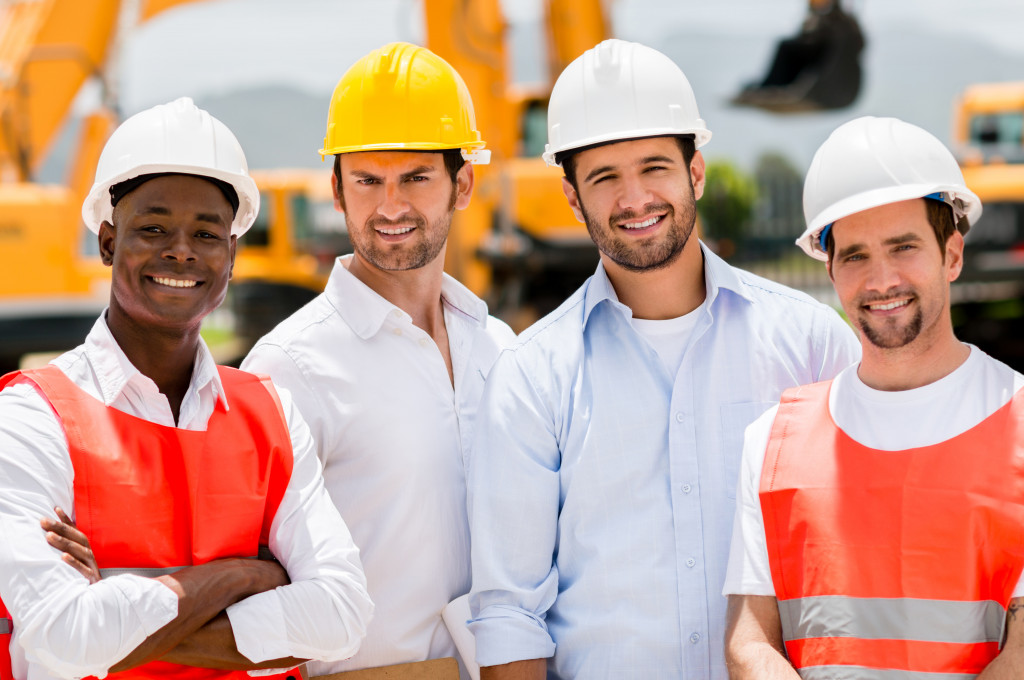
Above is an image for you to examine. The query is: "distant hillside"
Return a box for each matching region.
[200,86,330,170]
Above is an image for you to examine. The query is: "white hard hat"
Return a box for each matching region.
[82,97,260,237]
[543,39,711,167]
[798,116,982,261]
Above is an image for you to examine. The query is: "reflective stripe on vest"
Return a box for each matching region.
[760,380,1024,678]
[777,596,1005,644]
[797,667,976,680]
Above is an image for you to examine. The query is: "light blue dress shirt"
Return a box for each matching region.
[468,245,860,679]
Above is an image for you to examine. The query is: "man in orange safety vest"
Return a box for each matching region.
[0,98,372,680]
[722,115,1024,678]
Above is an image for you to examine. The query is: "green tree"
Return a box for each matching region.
[698,160,757,257]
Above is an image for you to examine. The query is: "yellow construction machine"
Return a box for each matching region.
[0,0,125,369]
[953,82,1024,282]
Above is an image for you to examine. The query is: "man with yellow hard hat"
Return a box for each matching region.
[243,43,514,678]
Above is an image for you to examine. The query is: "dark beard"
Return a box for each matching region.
[581,196,697,273]
[857,303,923,349]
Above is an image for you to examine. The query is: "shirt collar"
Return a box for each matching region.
[83,312,228,410]
[582,241,754,328]
[325,254,489,339]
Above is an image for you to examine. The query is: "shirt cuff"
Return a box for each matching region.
[227,589,288,663]
[468,606,556,668]
[109,574,179,635]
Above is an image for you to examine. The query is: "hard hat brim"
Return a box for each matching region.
[797,182,983,260]
[82,164,260,237]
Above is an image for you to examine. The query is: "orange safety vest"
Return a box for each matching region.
[760,380,1024,679]
[0,365,296,680]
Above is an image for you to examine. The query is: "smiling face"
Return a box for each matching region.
[562,136,705,274]
[333,150,473,273]
[828,198,963,353]
[99,174,236,337]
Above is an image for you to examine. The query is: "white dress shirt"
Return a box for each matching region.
[242,255,515,677]
[723,346,1024,598]
[468,245,861,679]
[0,315,373,680]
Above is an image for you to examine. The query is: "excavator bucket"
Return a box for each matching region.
[732,1,864,113]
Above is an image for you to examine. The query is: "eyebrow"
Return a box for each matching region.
[349,165,438,183]
[136,206,227,226]
[836,231,922,260]
[583,154,678,184]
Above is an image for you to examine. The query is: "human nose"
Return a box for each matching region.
[864,256,901,293]
[163,230,196,262]
[617,174,655,213]
[377,181,411,221]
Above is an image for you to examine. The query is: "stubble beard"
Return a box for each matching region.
[580,185,697,273]
[347,186,456,272]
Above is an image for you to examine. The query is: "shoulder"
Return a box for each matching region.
[243,292,347,374]
[729,265,839,319]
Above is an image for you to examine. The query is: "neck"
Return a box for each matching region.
[105,307,200,423]
[346,252,447,336]
[856,324,969,391]
[602,237,707,320]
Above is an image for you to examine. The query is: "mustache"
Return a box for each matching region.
[367,214,426,230]
[610,202,673,224]
[856,288,916,305]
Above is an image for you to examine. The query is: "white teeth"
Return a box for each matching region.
[622,216,660,229]
[868,299,908,311]
[153,277,197,288]
[379,227,413,235]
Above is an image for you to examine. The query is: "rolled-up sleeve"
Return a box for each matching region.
[226,386,372,663]
[467,350,559,667]
[0,385,179,680]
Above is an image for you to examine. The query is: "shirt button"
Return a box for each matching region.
[686,557,696,568]
[674,412,685,423]
[689,632,701,644]
[392,328,402,336]
[390,309,403,318]
[682,484,692,494]
[418,338,431,348]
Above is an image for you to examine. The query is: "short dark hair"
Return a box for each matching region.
[333,149,465,200]
[559,135,697,191]
[825,198,959,264]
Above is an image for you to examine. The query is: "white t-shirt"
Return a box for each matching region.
[723,345,1024,597]
[631,303,704,377]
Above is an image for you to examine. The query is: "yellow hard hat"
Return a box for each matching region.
[320,42,490,164]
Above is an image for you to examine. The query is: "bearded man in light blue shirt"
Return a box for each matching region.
[467,39,860,680]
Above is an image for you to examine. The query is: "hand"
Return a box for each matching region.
[42,506,101,584]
